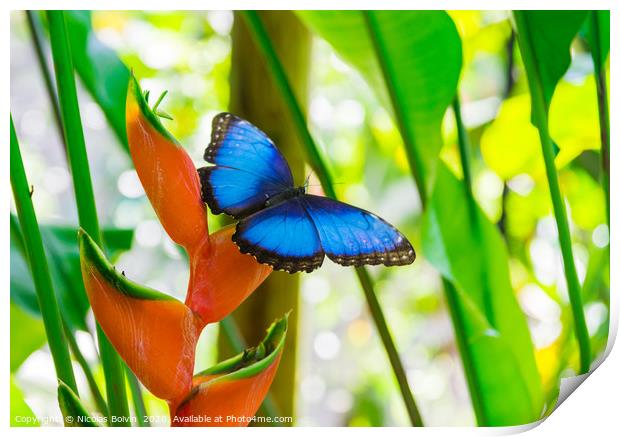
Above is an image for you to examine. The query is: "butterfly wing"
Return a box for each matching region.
[301,195,415,267]
[199,113,294,219]
[199,166,289,219]
[233,198,325,274]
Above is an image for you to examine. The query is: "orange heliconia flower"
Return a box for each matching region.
[172,316,287,427]
[77,74,284,424]
[124,74,271,323]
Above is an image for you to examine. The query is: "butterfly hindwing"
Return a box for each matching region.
[301,195,415,267]
[233,198,325,273]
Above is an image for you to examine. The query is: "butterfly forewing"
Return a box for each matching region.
[200,113,295,219]
[205,113,294,186]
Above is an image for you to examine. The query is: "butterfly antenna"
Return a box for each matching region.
[307,182,348,187]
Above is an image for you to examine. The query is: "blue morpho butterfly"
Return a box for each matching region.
[198,113,416,274]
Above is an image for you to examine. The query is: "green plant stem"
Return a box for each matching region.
[364,11,490,425]
[355,267,424,426]
[62,320,109,416]
[364,11,427,205]
[452,97,495,327]
[241,10,424,427]
[25,10,67,150]
[10,116,78,394]
[47,11,101,237]
[125,365,149,427]
[514,11,591,374]
[39,10,146,423]
[24,14,109,416]
[12,204,109,418]
[588,12,610,226]
[47,10,131,423]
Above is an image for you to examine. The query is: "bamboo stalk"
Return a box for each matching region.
[47,10,131,423]
[10,116,78,394]
[241,10,424,427]
[513,11,591,373]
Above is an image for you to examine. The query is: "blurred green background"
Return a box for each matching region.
[10,10,609,426]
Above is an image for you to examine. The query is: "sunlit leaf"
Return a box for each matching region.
[562,167,606,230]
[10,303,46,372]
[505,185,551,240]
[480,93,543,180]
[513,11,587,123]
[298,11,461,187]
[10,376,39,427]
[481,76,600,180]
[422,164,544,425]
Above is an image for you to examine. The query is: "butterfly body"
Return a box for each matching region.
[263,186,306,208]
[199,113,415,274]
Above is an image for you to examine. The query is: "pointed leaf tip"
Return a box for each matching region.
[57,380,99,427]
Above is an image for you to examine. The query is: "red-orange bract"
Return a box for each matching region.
[77,74,284,425]
[172,316,287,427]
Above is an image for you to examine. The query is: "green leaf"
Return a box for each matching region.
[58,380,99,427]
[514,11,587,122]
[481,76,600,180]
[298,11,461,190]
[64,10,130,150]
[514,10,592,374]
[10,215,134,332]
[584,10,610,73]
[10,376,39,427]
[421,164,544,425]
[10,303,46,372]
